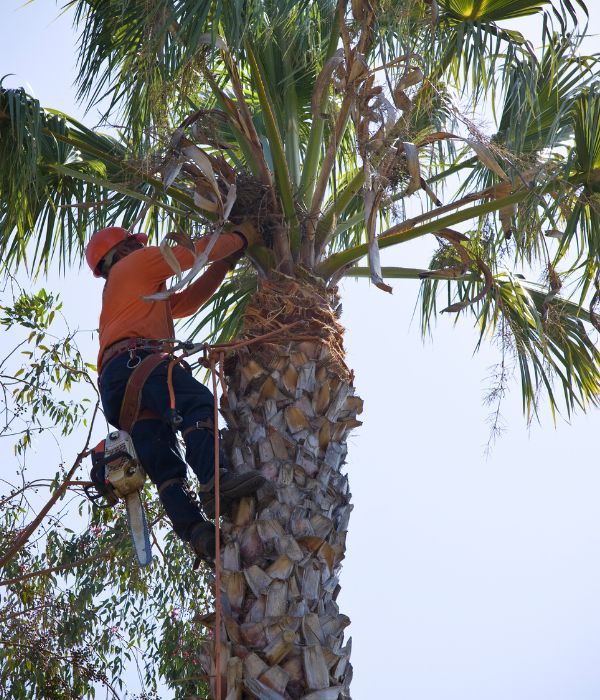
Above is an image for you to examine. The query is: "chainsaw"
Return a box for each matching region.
[85,430,153,567]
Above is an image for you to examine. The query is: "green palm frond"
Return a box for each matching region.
[544,85,600,287]
[418,266,599,418]
[0,85,111,272]
[434,0,587,101]
[440,0,551,21]
[0,85,210,272]
[182,267,257,345]
[496,34,597,155]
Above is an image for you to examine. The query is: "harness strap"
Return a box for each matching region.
[182,418,214,439]
[157,477,184,495]
[100,337,167,374]
[119,353,168,433]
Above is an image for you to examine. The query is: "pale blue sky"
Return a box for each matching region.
[1,3,600,699]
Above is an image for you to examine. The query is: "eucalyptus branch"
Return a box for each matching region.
[0,548,112,588]
[0,602,51,624]
[0,374,52,392]
[0,512,167,588]
[0,479,58,510]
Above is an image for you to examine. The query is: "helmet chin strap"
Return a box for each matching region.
[101,239,143,276]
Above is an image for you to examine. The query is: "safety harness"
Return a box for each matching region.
[118,352,166,431]
[100,337,192,433]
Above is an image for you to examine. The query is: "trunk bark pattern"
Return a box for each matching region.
[201,277,362,700]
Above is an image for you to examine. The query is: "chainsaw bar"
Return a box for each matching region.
[125,491,152,567]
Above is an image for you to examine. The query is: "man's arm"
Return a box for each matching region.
[169,259,232,318]
[135,231,246,286]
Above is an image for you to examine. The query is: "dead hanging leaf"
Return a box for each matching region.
[348,54,370,83]
[312,49,345,119]
[162,159,183,191]
[196,32,229,53]
[465,138,509,181]
[181,141,222,203]
[393,89,413,112]
[420,177,443,206]
[372,94,397,132]
[499,202,517,238]
[401,142,421,195]
[169,127,185,149]
[222,181,237,220]
[193,191,220,213]
[144,227,224,301]
[364,186,393,294]
[163,230,195,252]
[396,67,423,92]
[158,239,183,280]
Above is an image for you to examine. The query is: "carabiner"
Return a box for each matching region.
[127,352,141,369]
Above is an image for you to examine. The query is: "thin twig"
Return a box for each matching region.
[0,401,99,569]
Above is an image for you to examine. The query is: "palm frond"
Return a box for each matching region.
[181,267,257,345]
[419,266,599,418]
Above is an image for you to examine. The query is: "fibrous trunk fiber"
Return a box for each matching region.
[201,277,362,700]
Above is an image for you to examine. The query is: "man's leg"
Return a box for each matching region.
[139,362,268,513]
[99,353,215,562]
[131,419,215,561]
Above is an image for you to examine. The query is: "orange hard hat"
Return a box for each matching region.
[85,226,148,277]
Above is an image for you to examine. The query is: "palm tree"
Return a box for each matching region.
[1,0,599,697]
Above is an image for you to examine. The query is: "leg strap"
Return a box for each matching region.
[182,418,214,439]
[119,353,167,433]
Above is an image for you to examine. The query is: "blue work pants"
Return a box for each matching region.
[99,351,216,540]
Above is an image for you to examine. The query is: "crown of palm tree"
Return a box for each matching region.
[0,0,598,419]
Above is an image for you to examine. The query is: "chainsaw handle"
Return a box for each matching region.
[83,483,117,509]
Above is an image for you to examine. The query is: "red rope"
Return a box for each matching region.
[167,358,178,412]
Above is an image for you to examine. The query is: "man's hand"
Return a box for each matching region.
[232,222,262,249]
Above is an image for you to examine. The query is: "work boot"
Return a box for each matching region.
[199,469,269,518]
[189,520,217,571]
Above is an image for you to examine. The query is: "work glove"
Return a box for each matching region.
[231,222,262,249]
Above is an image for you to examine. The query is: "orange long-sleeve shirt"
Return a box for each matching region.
[98,232,244,368]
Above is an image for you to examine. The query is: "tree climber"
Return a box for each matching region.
[86,225,266,566]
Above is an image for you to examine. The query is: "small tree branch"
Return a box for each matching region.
[0,401,99,569]
[0,548,112,588]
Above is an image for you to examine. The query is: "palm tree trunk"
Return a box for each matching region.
[202,276,362,700]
